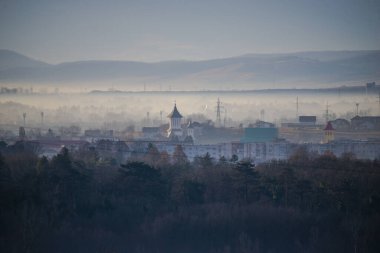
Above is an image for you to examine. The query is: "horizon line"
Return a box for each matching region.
[2,48,380,65]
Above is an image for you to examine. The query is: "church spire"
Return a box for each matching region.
[167,102,183,138]
[167,103,183,118]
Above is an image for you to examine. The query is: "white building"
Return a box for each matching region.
[307,139,380,160]
[154,140,292,163]
[167,103,183,138]
[242,140,291,163]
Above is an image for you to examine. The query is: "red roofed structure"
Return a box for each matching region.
[324,121,335,143]
[324,121,335,131]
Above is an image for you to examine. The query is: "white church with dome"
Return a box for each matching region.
[167,102,183,138]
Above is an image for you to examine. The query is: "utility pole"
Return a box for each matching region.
[296,96,299,119]
[160,111,163,125]
[224,108,227,127]
[378,92,380,116]
[355,103,359,116]
[41,111,44,127]
[260,109,265,121]
[22,112,26,127]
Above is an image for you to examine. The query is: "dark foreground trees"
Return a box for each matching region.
[0,143,380,253]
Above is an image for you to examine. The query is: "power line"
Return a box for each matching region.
[215,98,224,127]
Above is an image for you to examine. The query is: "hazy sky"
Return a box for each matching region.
[0,0,379,63]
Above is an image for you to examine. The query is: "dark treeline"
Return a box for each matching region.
[1,141,380,253]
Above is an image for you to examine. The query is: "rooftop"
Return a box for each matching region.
[299,116,317,123]
[167,104,183,118]
[324,121,335,131]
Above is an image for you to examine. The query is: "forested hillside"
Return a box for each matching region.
[1,141,380,253]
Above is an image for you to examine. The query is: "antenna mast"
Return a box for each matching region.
[325,102,329,123]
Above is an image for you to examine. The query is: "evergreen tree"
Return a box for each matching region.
[144,143,160,167]
[172,145,189,167]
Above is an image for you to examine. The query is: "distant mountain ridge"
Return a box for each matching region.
[0,50,50,70]
[0,49,379,89]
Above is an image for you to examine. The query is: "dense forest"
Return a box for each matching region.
[1,141,380,253]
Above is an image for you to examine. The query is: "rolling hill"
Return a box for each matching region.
[0,49,379,90]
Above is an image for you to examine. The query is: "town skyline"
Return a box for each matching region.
[1,1,380,252]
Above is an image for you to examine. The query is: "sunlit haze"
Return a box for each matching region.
[1,2,380,252]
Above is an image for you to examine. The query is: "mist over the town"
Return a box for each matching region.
[1,1,380,253]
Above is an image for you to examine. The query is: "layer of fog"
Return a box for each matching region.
[0,91,378,133]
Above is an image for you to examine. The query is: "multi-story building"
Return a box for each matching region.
[307,139,380,160]
[351,116,380,130]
